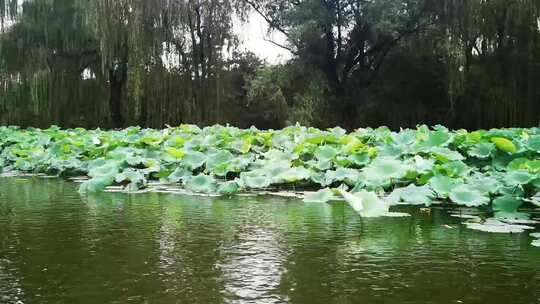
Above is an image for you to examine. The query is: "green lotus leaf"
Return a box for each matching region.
[465,218,533,233]
[334,156,353,167]
[390,130,416,146]
[429,175,458,197]
[438,161,470,178]
[185,174,217,193]
[240,137,252,154]
[277,167,311,183]
[414,156,435,173]
[468,142,496,159]
[79,176,115,193]
[303,188,334,203]
[449,184,490,207]
[205,150,234,175]
[430,147,465,162]
[532,179,540,190]
[217,181,240,195]
[466,175,501,195]
[507,158,530,171]
[388,184,435,205]
[349,153,370,166]
[525,135,540,152]
[491,137,517,154]
[314,145,339,161]
[362,157,409,185]
[168,168,192,183]
[324,167,360,186]
[504,170,534,186]
[339,189,398,218]
[88,161,120,178]
[115,168,146,186]
[378,144,405,157]
[492,195,523,214]
[240,172,271,189]
[526,160,540,173]
[307,159,333,171]
[310,172,327,185]
[497,185,525,198]
[263,161,292,178]
[341,136,365,154]
[264,149,297,162]
[417,130,451,149]
[182,151,207,170]
[165,147,185,159]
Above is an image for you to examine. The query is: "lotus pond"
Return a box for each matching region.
[2,125,540,237]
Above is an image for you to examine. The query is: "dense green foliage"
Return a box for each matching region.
[1,0,539,129]
[2,125,540,220]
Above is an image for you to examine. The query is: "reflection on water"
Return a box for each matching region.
[1,178,540,304]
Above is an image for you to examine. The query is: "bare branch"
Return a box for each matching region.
[262,37,297,55]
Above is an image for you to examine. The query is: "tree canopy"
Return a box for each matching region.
[1,0,539,129]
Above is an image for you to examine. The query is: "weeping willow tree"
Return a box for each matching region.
[0,0,251,128]
[436,0,540,128]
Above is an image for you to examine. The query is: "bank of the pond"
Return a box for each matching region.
[1,178,540,304]
[1,125,540,227]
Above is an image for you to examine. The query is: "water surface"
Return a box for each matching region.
[1,178,539,304]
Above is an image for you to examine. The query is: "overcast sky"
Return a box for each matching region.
[235,13,291,64]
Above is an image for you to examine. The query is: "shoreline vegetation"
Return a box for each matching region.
[1,124,540,242]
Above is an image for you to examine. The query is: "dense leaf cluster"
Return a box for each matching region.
[1,125,540,219]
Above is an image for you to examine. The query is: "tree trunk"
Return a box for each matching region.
[109,68,125,128]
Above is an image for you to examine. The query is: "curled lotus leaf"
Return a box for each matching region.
[388,184,435,206]
[491,137,517,154]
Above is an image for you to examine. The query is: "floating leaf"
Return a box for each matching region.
[303,188,334,203]
[465,218,534,233]
[449,185,490,207]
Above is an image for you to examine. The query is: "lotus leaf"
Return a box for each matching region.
[303,188,334,203]
[449,185,490,207]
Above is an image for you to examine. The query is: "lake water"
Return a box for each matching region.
[1,178,539,304]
